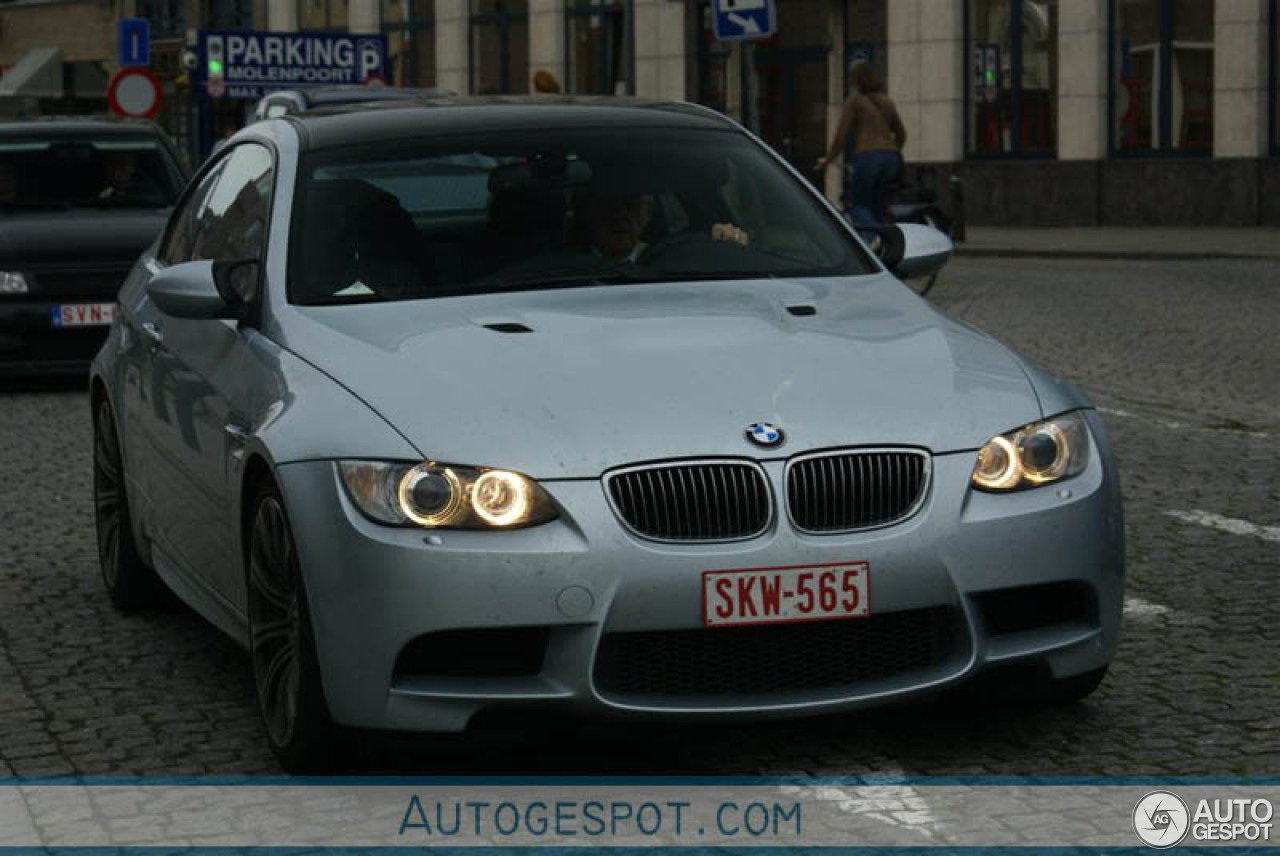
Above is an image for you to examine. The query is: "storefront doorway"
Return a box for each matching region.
[750,41,828,176]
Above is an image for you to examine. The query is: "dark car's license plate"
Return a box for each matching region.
[52,303,115,327]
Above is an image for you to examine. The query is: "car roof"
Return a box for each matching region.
[285,96,736,151]
[0,116,162,137]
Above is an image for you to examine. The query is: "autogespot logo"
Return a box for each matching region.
[1134,791,1191,848]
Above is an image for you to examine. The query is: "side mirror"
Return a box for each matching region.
[146,259,257,319]
[891,223,953,281]
[862,223,953,281]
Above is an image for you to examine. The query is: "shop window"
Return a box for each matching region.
[137,0,184,39]
[384,0,436,87]
[691,1,731,113]
[1111,0,1213,155]
[566,0,629,95]
[300,0,350,30]
[470,0,529,93]
[748,0,831,170]
[204,0,254,29]
[966,0,1058,156]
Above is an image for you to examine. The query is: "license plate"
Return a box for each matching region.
[702,561,870,628]
[52,303,115,327]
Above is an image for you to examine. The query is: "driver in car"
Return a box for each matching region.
[575,189,750,261]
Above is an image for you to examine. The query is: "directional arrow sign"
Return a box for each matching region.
[712,0,775,42]
[726,12,761,35]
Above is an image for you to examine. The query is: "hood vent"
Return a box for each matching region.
[481,322,534,334]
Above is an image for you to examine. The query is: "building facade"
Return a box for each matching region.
[0,0,1276,224]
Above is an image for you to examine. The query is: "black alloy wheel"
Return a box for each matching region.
[93,398,160,609]
[246,481,336,770]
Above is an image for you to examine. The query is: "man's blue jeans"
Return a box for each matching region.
[844,149,901,225]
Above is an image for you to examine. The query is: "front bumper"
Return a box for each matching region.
[0,301,111,376]
[276,410,1125,732]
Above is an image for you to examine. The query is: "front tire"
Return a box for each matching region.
[93,398,161,610]
[246,480,339,772]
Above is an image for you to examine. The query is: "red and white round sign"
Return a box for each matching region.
[107,67,163,119]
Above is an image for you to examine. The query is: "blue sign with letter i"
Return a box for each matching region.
[711,0,776,42]
[118,18,151,68]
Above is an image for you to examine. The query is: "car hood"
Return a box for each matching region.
[280,275,1044,479]
[0,209,167,265]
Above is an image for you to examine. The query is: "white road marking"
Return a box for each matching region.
[1124,596,1172,620]
[1097,407,1270,438]
[1165,509,1280,544]
[780,767,941,839]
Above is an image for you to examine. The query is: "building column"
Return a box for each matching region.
[825,0,844,201]
[529,0,565,92]
[1057,0,1107,159]
[348,0,381,34]
[1214,0,1269,157]
[267,0,299,31]
[634,0,686,99]
[437,0,470,94]
[887,0,962,164]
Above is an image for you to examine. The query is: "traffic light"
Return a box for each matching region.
[206,37,224,81]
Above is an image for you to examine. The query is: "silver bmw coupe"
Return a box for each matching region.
[90,97,1124,770]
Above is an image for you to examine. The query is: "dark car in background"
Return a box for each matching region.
[0,118,185,377]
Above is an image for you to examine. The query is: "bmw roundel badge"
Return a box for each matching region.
[745,422,785,449]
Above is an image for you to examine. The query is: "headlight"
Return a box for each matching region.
[970,412,1090,492]
[0,272,29,295]
[338,460,557,529]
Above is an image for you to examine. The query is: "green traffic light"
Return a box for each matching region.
[208,58,223,75]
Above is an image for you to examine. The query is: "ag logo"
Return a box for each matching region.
[1134,791,1190,848]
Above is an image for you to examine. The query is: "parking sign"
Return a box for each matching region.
[711,0,775,42]
[118,18,151,68]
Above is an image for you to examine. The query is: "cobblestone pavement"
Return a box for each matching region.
[0,257,1275,777]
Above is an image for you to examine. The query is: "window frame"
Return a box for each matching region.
[158,156,228,267]
[963,0,1058,160]
[296,0,348,31]
[468,0,530,94]
[157,139,279,323]
[1107,0,1215,158]
[383,0,436,88]
[564,0,634,95]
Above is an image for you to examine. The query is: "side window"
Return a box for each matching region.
[159,161,224,266]
[191,143,274,265]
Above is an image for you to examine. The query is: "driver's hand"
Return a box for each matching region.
[710,222,749,247]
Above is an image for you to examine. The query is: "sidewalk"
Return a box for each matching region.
[955,227,1280,261]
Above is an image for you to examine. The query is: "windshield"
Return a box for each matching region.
[0,135,181,211]
[289,126,874,305]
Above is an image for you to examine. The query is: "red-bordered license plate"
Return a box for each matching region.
[52,303,115,327]
[702,561,870,628]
